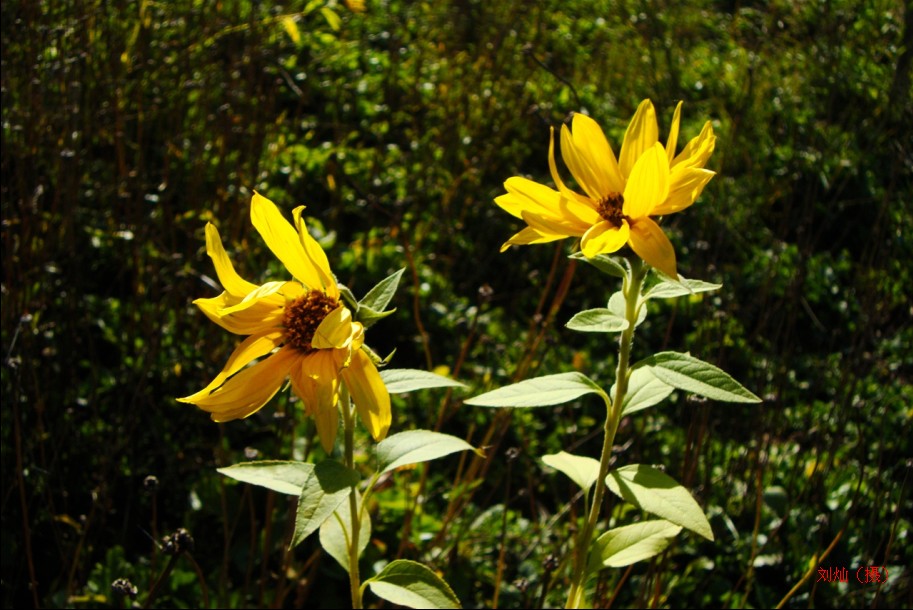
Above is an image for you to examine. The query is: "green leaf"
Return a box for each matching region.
[608,290,646,327]
[464,373,607,408]
[359,268,405,313]
[644,277,722,300]
[380,369,466,394]
[542,451,601,492]
[217,461,314,496]
[291,460,360,548]
[377,430,478,474]
[356,268,405,329]
[640,352,761,403]
[566,308,629,333]
[320,6,341,31]
[570,251,629,279]
[616,367,674,416]
[319,491,371,574]
[366,560,461,609]
[588,520,682,571]
[606,464,714,541]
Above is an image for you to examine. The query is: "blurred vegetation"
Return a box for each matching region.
[2,0,911,607]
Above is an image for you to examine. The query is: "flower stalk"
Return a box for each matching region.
[565,258,646,609]
[341,386,364,609]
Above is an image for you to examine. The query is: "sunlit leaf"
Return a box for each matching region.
[291,460,360,548]
[217,461,314,496]
[366,560,461,609]
[465,373,607,408]
[380,369,466,394]
[377,430,478,474]
[643,277,721,300]
[588,520,682,571]
[566,308,629,333]
[319,491,371,573]
[615,367,674,415]
[638,352,761,403]
[542,451,601,492]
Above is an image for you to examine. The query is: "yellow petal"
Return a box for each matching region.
[623,143,670,219]
[548,127,593,206]
[561,122,607,200]
[341,349,391,441]
[580,220,630,258]
[520,209,586,238]
[292,206,339,299]
[311,305,355,349]
[665,101,683,165]
[628,217,677,278]
[653,168,715,215]
[619,99,659,178]
[289,351,340,452]
[250,192,324,289]
[205,223,258,297]
[498,177,598,226]
[571,113,624,194]
[179,329,285,403]
[672,121,715,170]
[194,346,298,421]
[195,292,284,335]
[500,227,564,252]
[219,281,287,315]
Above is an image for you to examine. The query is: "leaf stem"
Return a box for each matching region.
[565,259,646,608]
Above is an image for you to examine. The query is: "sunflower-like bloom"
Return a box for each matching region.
[179,193,390,452]
[496,99,716,278]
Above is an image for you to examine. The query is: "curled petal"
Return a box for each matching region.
[665,101,683,165]
[312,305,355,350]
[290,351,340,452]
[628,217,677,278]
[205,223,258,298]
[654,168,715,215]
[292,206,339,299]
[672,121,716,170]
[619,99,659,178]
[194,346,299,421]
[623,143,670,219]
[341,349,391,441]
[195,292,284,335]
[561,122,608,201]
[581,220,630,258]
[250,192,324,290]
[219,281,287,315]
[179,329,285,403]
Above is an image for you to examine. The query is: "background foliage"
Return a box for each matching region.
[2,0,910,607]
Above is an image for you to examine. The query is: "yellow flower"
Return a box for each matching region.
[496,99,716,278]
[178,193,390,452]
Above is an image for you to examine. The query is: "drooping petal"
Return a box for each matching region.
[205,223,258,297]
[500,227,564,252]
[628,217,677,278]
[623,143,670,219]
[665,101,683,165]
[580,220,630,258]
[194,346,298,421]
[561,122,608,201]
[250,192,324,290]
[653,168,715,215]
[341,349,391,441]
[571,113,624,194]
[311,305,355,350]
[619,99,659,178]
[292,206,339,299]
[179,329,285,403]
[194,292,284,335]
[289,350,341,453]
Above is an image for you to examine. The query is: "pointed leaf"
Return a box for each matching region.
[464,373,607,408]
[319,491,371,573]
[217,461,315,496]
[589,520,682,571]
[542,451,601,492]
[359,268,405,313]
[640,352,761,403]
[366,560,461,609]
[570,251,629,279]
[606,464,714,541]
[566,308,629,333]
[616,367,674,416]
[644,277,722,300]
[380,369,467,394]
[291,460,360,548]
[377,430,478,474]
[355,304,397,329]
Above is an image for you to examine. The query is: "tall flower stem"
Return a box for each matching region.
[565,259,647,609]
[341,387,364,609]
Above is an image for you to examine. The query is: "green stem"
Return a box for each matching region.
[565,259,647,609]
[341,387,363,610]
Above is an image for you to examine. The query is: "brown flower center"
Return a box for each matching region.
[283,290,340,354]
[596,192,626,227]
